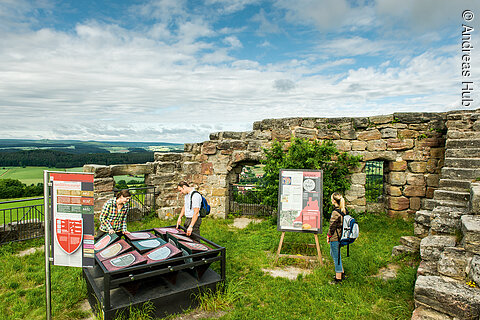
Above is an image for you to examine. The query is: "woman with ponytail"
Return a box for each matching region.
[327,192,346,283]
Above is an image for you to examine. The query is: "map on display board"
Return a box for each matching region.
[50,172,95,267]
[277,169,323,234]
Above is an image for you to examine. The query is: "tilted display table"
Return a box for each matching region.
[83,227,226,320]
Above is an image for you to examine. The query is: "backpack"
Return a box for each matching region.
[190,191,211,218]
[335,209,359,257]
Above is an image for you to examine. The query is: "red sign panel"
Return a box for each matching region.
[55,218,83,254]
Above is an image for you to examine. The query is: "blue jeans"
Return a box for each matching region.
[329,241,343,273]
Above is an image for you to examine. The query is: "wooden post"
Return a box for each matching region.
[314,234,323,265]
[274,232,285,264]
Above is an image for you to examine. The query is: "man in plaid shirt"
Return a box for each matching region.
[98,189,131,237]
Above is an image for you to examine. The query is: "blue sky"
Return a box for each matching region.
[1,0,479,143]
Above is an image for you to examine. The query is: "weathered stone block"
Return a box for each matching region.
[409,161,428,173]
[110,163,153,176]
[155,152,183,162]
[387,186,402,196]
[414,222,430,238]
[403,150,428,161]
[404,185,426,197]
[380,127,397,138]
[370,114,393,124]
[351,141,367,151]
[182,162,202,174]
[351,173,366,184]
[83,164,111,178]
[410,197,421,210]
[201,162,214,175]
[367,139,386,151]
[390,172,407,185]
[352,117,369,129]
[334,140,351,151]
[426,174,440,187]
[222,131,244,139]
[469,255,480,284]
[388,196,410,210]
[461,215,480,255]
[400,235,421,250]
[345,184,365,201]
[387,138,414,150]
[389,160,407,171]
[470,183,480,214]
[357,129,382,141]
[430,147,445,158]
[145,173,176,185]
[420,235,456,261]
[294,127,317,140]
[94,178,115,193]
[202,141,217,155]
[411,306,453,320]
[414,275,480,319]
[416,138,445,148]
[407,173,426,186]
[387,209,410,219]
[438,247,471,279]
[156,162,177,173]
[415,210,433,226]
[416,260,439,277]
[398,129,419,139]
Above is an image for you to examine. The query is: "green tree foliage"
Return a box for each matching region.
[0,179,43,199]
[259,138,361,219]
[115,180,129,190]
[0,150,154,168]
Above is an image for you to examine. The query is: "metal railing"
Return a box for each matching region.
[0,186,156,245]
[228,184,274,217]
[114,186,156,222]
[0,197,45,244]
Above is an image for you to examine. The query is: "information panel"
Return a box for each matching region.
[277,169,323,234]
[50,172,95,267]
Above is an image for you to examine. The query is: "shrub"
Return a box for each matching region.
[258,137,361,219]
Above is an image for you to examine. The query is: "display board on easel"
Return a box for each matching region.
[275,169,323,264]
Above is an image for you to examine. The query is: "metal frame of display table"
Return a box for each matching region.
[83,227,226,320]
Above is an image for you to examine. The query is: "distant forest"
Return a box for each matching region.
[0,150,156,168]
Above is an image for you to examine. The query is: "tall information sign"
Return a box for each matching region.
[49,172,95,267]
[44,171,95,320]
[277,169,323,233]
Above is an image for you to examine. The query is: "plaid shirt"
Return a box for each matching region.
[99,198,129,232]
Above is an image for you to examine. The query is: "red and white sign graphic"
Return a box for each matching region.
[55,218,83,254]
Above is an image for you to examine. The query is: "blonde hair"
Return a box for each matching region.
[331,192,346,214]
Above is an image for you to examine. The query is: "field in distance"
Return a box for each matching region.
[0,167,84,185]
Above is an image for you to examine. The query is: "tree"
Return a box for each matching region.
[258,137,361,219]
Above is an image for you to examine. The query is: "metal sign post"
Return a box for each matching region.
[44,170,52,320]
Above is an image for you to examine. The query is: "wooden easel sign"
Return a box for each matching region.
[275,169,323,264]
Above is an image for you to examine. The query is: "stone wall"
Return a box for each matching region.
[85,111,451,220]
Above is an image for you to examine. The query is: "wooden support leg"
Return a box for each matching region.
[314,234,323,265]
[274,232,285,264]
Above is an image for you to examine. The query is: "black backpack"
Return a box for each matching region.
[190,191,211,218]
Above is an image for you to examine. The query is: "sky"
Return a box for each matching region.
[1,0,480,143]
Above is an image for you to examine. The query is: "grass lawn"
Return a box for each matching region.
[0,213,417,320]
[0,167,84,185]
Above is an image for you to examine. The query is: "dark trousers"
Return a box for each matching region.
[184,216,202,236]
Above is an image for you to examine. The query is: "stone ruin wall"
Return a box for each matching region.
[84,111,449,220]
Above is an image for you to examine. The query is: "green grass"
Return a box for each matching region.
[0,213,417,320]
[0,167,84,185]
[0,197,44,224]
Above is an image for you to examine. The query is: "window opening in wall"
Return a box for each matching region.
[365,161,384,203]
[229,164,273,216]
[113,174,153,222]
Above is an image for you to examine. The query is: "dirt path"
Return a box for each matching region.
[0,168,9,177]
